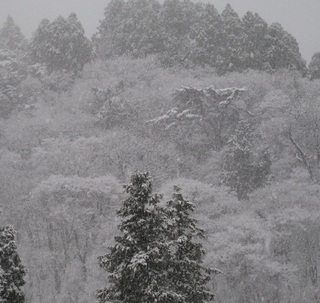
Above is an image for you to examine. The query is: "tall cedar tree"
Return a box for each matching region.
[0,16,27,52]
[309,52,320,80]
[191,3,222,67]
[0,226,26,303]
[157,0,200,67]
[0,49,27,118]
[218,4,247,74]
[242,11,269,70]
[0,16,27,118]
[95,1,306,73]
[265,22,306,72]
[97,172,214,303]
[29,13,92,75]
[94,0,163,58]
[222,120,271,200]
[165,186,215,302]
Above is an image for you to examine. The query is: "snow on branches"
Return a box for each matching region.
[146,86,250,150]
[147,86,249,127]
[0,226,26,303]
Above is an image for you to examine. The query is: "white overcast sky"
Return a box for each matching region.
[0,0,319,63]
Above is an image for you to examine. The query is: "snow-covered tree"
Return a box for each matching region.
[0,226,26,303]
[0,49,27,117]
[0,16,27,52]
[222,120,271,200]
[242,11,269,70]
[22,175,122,303]
[93,0,127,58]
[309,52,320,80]
[157,0,200,67]
[217,4,247,74]
[265,22,306,72]
[0,17,28,117]
[94,0,163,58]
[191,3,222,67]
[165,186,215,302]
[97,171,214,303]
[93,0,306,73]
[29,13,92,75]
[147,86,248,152]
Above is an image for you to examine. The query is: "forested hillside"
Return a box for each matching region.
[1,1,320,303]
[94,0,307,73]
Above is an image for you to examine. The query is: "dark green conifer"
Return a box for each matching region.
[97,172,214,303]
[0,226,26,303]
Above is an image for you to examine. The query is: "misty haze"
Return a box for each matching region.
[1,1,320,303]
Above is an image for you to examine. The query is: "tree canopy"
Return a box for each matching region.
[97,172,214,303]
[0,226,26,303]
[0,16,27,52]
[29,13,92,75]
[0,1,319,302]
[309,52,320,80]
[94,0,306,73]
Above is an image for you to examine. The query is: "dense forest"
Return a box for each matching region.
[1,0,320,302]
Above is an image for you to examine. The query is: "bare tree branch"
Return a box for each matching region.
[288,128,314,181]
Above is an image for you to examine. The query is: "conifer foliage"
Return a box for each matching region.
[221,121,271,200]
[0,226,26,303]
[0,16,27,52]
[95,0,306,73]
[165,186,215,302]
[29,13,92,75]
[309,52,320,80]
[97,172,214,303]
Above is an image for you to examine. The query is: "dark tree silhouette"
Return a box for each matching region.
[0,226,26,303]
[97,172,215,303]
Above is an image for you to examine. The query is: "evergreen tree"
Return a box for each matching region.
[242,11,269,70]
[265,22,306,72]
[29,13,92,75]
[128,0,163,57]
[0,16,27,52]
[95,0,162,58]
[0,226,26,303]
[93,0,127,58]
[165,186,215,302]
[93,0,306,73]
[147,86,248,153]
[191,3,222,67]
[157,0,202,67]
[218,4,247,74]
[222,121,271,200]
[97,172,214,303]
[0,49,27,118]
[308,52,320,80]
